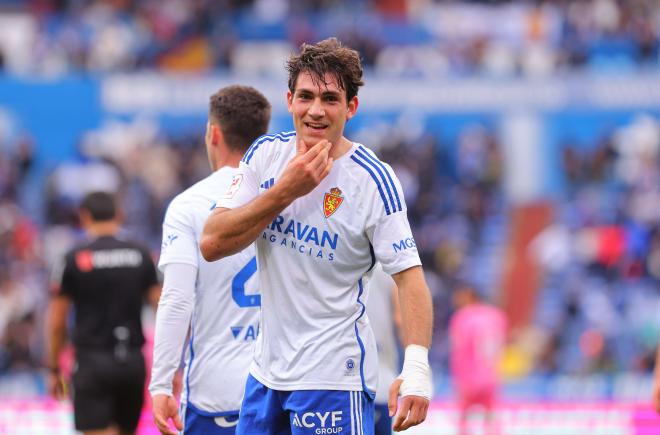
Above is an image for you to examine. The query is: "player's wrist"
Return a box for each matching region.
[149,388,173,399]
[404,344,428,362]
[399,344,432,400]
[267,182,297,207]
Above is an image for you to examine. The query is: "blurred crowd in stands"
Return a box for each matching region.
[531,115,660,377]
[0,133,42,373]
[0,0,659,76]
[1,0,660,400]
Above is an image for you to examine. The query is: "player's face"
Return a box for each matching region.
[287,71,358,147]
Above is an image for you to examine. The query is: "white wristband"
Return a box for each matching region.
[398,344,432,400]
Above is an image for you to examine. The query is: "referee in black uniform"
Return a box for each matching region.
[47,191,160,435]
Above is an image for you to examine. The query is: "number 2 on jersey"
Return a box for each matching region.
[232,256,260,307]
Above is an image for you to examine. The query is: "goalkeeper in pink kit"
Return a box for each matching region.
[449,284,506,435]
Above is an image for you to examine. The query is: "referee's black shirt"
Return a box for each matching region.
[58,235,158,352]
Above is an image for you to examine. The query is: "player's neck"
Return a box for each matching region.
[213,150,242,170]
[329,137,353,160]
[85,221,120,237]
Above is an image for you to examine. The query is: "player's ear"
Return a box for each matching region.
[114,207,125,225]
[346,96,358,121]
[287,90,294,113]
[204,121,212,144]
[211,123,223,145]
[78,209,91,229]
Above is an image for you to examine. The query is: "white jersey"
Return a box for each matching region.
[152,167,259,414]
[218,132,421,395]
[365,263,400,404]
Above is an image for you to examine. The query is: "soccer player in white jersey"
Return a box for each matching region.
[150,85,271,435]
[201,38,433,434]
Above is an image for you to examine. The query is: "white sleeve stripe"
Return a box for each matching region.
[350,391,355,434]
[357,392,363,435]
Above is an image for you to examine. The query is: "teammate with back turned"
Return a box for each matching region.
[200,38,434,434]
[149,85,271,435]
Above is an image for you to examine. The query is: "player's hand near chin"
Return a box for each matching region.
[152,394,183,435]
[275,138,333,202]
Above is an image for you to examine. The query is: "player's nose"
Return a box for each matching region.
[308,97,325,117]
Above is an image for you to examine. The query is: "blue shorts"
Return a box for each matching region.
[237,374,374,435]
[183,401,239,435]
[373,404,391,435]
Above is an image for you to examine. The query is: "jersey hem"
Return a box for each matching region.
[186,401,240,417]
[250,370,372,393]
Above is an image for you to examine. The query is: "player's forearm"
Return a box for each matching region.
[46,305,66,370]
[400,287,433,347]
[47,332,65,370]
[201,186,293,261]
[394,267,433,348]
[150,264,195,396]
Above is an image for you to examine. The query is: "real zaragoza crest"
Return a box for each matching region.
[323,187,344,218]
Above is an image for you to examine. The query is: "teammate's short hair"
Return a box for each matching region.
[80,191,116,222]
[287,37,364,102]
[209,85,271,153]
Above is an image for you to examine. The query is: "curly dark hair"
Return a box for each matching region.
[209,85,271,153]
[287,38,364,102]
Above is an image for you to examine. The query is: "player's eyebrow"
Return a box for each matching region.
[321,90,341,98]
[295,87,341,97]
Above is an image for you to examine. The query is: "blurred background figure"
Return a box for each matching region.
[449,283,506,435]
[366,263,403,435]
[46,192,160,435]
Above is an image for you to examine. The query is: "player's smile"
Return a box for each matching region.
[303,121,329,134]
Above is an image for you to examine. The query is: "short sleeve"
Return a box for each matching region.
[142,248,159,290]
[216,161,259,210]
[159,199,200,270]
[58,254,77,298]
[363,160,421,276]
[368,212,421,276]
[217,132,294,209]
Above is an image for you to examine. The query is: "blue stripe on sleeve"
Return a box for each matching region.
[353,148,397,213]
[350,155,391,215]
[242,131,295,165]
[185,316,196,403]
[357,145,402,212]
